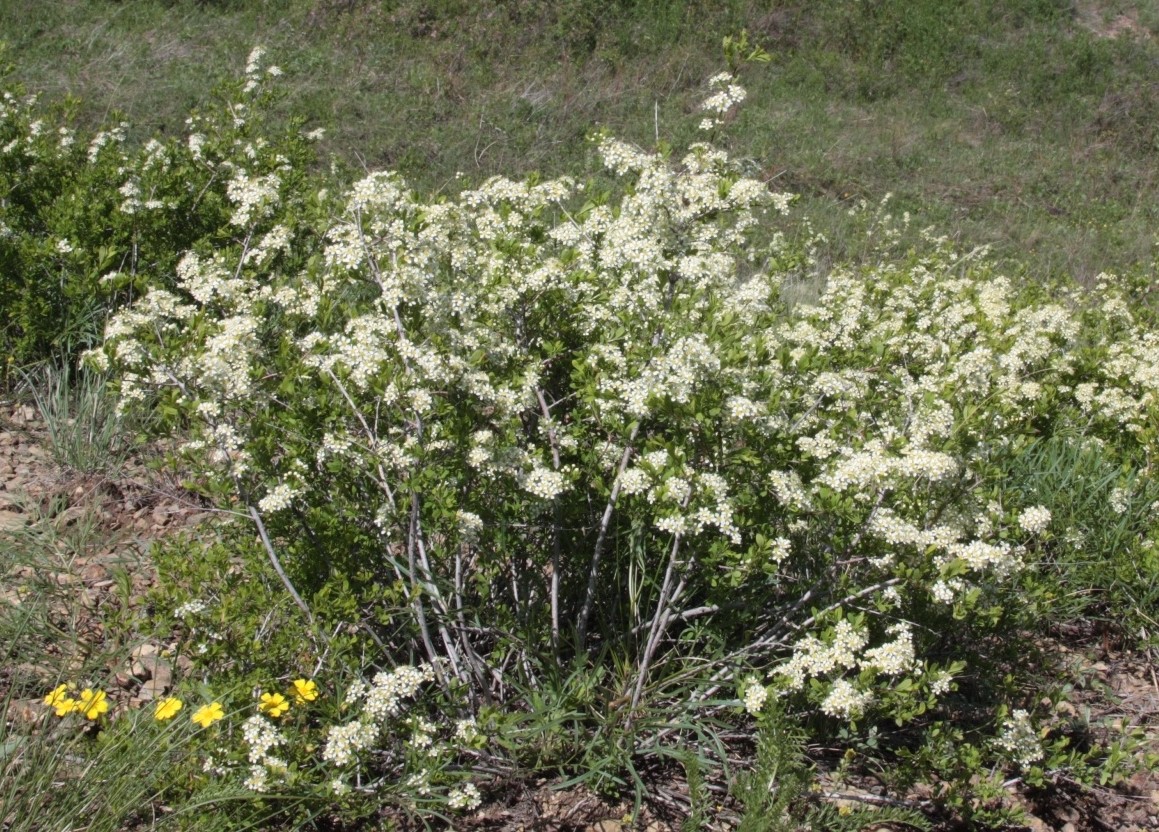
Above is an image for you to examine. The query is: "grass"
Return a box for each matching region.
[1003,434,1159,643]
[0,0,1156,282]
[23,361,135,475]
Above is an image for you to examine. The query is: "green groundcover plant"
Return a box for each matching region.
[4,50,1157,829]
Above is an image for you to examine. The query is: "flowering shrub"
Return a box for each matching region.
[72,59,1158,823]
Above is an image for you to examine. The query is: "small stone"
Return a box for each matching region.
[7,699,44,725]
[130,643,160,660]
[80,563,109,584]
[0,510,26,530]
[138,676,170,701]
[52,505,87,529]
[0,587,23,606]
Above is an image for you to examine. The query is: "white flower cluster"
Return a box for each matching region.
[447,782,482,811]
[173,599,208,619]
[321,719,378,767]
[779,620,867,691]
[1109,486,1130,515]
[699,72,747,130]
[244,765,269,793]
[226,171,280,227]
[860,624,915,676]
[1017,505,1052,535]
[242,714,285,764]
[242,715,287,792]
[454,718,479,744]
[258,482,298,514]
[742,677,768,715]
[817,442,958,493]
[362,663,435,721]
[931,578,965,605]
[780,620,919,721]
[995,709,1044,768]
[322,663,435,767]
[820,679,874,720]
[522,465,567,501]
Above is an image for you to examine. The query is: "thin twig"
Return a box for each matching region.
[576,419,641,649]
[248,504,313,623]
[536,387,564,653]
[630,533,684,712]
[324,368,396,513]
[407,493,445,688]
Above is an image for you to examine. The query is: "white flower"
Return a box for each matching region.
[996,709,1043,768]
[861,624,914,676]
[821,679,873,720]
[362,664,435,722]
[929,672,953,696]
[742,677,768,715]
[1017,506,1051,535]
[931,579,961,604]
[447,782,482,811]
[322,720,378,767]
[242,715,284,764]
[244,764,269,793]
[522,465,567,500]
[258,483,297,513]
[174,599,207,619]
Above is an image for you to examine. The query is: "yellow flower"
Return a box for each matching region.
[44,684,77,717]
[191,702,224,728]
[76,689,109,721]
[290,679,318,705]
[154,697,183,721]
[259,692,289,718]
